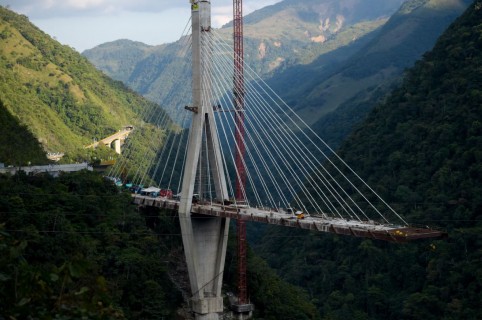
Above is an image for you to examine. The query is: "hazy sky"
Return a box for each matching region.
[0,0,280,52]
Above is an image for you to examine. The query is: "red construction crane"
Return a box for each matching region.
[233,0,248,307]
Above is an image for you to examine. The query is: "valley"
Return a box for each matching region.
[0,0,481,319]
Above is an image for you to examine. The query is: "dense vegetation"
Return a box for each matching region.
[0,171,182,318]
[0,171,321,319]
[0,6,168,170]
[255,1,482,319]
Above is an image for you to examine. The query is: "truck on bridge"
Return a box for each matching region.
[284,207,305,219]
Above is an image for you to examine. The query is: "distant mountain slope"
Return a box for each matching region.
[83,0,405,113]
[270,0,471,130]
[83,39,157,84]
[223,0,406,71]
[0,6,168,166]
[255,2,482,319]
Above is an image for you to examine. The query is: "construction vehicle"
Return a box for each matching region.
[285,207,305,219]
[159,189,173,198]
[295,210,305,219]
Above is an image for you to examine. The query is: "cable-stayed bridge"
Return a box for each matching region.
[108,1,445,319]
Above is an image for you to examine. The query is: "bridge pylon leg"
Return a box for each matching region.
[178,2,230,319]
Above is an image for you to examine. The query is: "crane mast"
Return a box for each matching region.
[233,0,250,310]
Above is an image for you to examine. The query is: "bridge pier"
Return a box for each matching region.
[180,216,229,319]
[112,139,121,154]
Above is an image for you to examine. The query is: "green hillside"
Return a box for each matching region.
[0,6,168,168]
[255,1,482,319]
[82,39,157,84]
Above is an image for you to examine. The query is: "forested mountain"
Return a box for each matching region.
[0,6,169,168]
[81,39,157,85]
[83,0,405,115]
[0,172,183,318]
[268,0,471,134]
[255,1,482,319]
[0,171,323,319]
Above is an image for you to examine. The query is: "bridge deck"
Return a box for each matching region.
[133,195,446,243]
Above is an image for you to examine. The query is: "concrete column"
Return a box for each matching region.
[113,139,121,154]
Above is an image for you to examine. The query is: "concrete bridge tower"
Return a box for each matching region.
[178,1,230,319]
